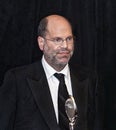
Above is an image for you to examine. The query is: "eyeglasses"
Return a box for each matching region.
[43,36,74,45]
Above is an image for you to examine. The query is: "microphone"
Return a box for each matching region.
[65,95,77,130]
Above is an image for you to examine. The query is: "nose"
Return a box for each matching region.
[61,39,68,48]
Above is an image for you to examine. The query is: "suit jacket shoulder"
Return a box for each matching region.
[3,61,44,81]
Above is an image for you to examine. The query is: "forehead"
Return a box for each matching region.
[46,16,72,37]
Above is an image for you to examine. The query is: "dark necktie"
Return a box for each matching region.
[54,73,69,130]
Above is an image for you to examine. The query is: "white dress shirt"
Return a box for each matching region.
[42,56,73,122]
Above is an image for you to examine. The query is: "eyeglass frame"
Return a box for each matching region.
[42,35,75,45]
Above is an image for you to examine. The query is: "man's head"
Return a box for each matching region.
[37,14,74,71]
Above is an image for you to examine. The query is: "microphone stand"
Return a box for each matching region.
[65,95,77,130]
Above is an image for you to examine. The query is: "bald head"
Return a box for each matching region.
[46,14,71,27]
[38,14,72,38]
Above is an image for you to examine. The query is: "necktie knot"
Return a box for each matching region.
[54,73,65,83]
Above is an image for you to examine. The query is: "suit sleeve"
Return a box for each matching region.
[0,70,17,129]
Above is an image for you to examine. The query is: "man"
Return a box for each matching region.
[0,14,104,130]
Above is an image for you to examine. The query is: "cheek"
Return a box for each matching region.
[43,44,56,54]
[68,44,74,51]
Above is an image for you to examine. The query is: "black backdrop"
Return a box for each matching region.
[0,0,116,129]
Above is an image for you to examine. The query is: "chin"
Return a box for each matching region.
[55,56,70,65]
[59,60,69,66]
[61,58,70,63]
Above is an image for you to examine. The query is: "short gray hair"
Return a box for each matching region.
[37,17,48,37]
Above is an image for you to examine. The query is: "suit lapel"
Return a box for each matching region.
[27,62,59,130]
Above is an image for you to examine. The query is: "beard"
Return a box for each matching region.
[44,48,73,71]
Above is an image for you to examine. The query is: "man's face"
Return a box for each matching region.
[38,16,74,71]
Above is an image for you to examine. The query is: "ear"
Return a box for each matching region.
[37,36,45,51]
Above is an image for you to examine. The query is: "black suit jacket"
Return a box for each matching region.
[0,61,104,130]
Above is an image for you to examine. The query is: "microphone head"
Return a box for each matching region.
[65,95,77,122]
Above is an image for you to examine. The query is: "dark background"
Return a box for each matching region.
[0,0,115,129]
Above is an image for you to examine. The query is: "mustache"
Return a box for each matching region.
[57,48,71,53]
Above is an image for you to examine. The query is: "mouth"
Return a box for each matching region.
[57,51,71,60]
[58,50,70,55]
